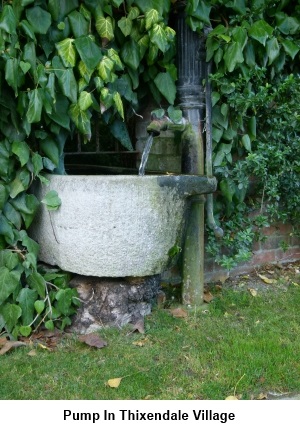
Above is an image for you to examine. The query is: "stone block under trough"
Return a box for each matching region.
[70,275,161,334]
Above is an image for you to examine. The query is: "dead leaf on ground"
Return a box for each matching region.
[218,274,229,284]
[258,274,275,284]
[19,328,65,350]
[130,319,145,334]
[78,332,107,349]
[106,377,122,388]
[27,349,37,356]
[157,291,166,308]
[0,340,27,355]
[0,337,8,347]
[203,290,214,303]
[132,337,150,347]
[256,392,268,400]
[37,342,52,351]
[248,288,258,297]
[291,281,300,287]
[39,328,62,338]
[169,307,188,318]
[225,395,239,400]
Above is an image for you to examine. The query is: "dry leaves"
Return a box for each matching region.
[106,377,122,388]
[78,332,107,349]
[37,343,52,351]
[257,273,275,284]
[217,274,229,284]
[129,319,145,334]
[248,288,258,297]
[0,337,7,348]
[132,337,150,347]
[203,290,214,303]
[256,392,268,400]
[0,340,27,355]
[106,368,148,389]
[157,291,166,308]
[0,329,68,355]
[169,307,188,318]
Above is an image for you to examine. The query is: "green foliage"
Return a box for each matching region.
[2,272,300,400]
[189,0,300,270]
[1,0,299,334]
[0,0,179,337]
[0,255,79,338]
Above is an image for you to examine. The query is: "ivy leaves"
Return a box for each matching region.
[203,3,300,195]
[0,0,179,340]
[0,263,79,338]
[206,16,299,74]
[1,1,178,153]
[201,1,300,269]
[51,5,176,143]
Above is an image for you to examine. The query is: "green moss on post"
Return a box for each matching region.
[182,197,205,307]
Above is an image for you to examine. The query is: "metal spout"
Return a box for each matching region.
[147,115,187,136]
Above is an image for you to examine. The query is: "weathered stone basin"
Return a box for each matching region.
[30,172,216,277]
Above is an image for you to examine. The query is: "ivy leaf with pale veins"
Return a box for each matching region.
[55,38,76,68]
[150,23,169,52]
[78,91,93,111]
[96,16,114,41]
[145,9,160,30]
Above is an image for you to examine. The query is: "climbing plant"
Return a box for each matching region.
[194,0,300,269]
[0,0,178,338]
[0,0,300,337]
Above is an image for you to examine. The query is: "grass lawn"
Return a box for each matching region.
[1,262,300,400]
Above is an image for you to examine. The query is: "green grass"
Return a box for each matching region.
[1,275,300,400]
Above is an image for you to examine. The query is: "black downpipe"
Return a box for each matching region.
[174,10,206,306]
[205,52,224,238]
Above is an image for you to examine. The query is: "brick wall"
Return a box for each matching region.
[162,222,300,285]
[204,222,300,282]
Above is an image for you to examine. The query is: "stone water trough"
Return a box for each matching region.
[29,171,216,332]
[31,172,216,278]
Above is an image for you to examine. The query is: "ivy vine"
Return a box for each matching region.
[0,0,300,337]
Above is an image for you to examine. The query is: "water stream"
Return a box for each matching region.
[138,133,154,176]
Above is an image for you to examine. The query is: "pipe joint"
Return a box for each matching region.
[147,115,188,137]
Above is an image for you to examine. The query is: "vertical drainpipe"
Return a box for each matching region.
[175,11,207,307]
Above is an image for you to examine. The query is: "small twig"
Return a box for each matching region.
[233,373,245,396]
[45,281,59,290]
[45,282,53,318]
[260,184,265,213]
[131,107,143,119]
[32,309,51,332]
